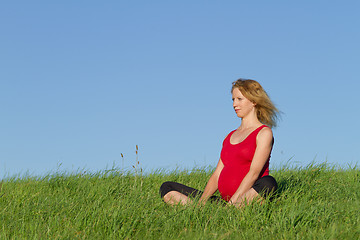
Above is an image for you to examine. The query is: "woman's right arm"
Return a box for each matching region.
[199,158,224,204]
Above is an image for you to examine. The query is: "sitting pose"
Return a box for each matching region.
[160,79,279,207]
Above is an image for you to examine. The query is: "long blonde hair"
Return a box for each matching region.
[231,78,280,128]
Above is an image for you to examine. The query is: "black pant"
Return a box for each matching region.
[159,175,277,202]
[159,181,223,203]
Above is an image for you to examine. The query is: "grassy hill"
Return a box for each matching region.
[1,163,359,239]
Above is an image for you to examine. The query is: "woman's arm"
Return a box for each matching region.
[199,158,224,204]
[229,127,273,205]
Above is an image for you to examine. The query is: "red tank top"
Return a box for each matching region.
[218,125,270,201]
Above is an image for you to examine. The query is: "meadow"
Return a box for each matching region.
[0,162,359,239]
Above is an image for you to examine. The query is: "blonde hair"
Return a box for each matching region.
[231,78,280,128]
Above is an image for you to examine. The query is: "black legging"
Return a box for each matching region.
[159,175,277,202]
[159,181,223,203]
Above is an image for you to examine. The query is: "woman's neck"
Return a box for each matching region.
[239,113,262,130]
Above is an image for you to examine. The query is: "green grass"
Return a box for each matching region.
[1,163,359,239]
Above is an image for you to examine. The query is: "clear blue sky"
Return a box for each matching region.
[1,1,359,177]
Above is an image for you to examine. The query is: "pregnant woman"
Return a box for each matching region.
[160,79,279,207]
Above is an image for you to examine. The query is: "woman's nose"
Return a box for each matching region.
[233,100,238,107]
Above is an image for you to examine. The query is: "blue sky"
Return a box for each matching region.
[1,1,359,177]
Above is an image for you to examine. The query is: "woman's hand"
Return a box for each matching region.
[228,197,244,208]
[197,198,208,207]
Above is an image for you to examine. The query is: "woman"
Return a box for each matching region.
[160,79,279,207]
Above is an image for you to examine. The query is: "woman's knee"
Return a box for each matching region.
[163,190,192,205]
[163,190,176,202]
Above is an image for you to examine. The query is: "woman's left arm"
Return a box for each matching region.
[229,127,273,205]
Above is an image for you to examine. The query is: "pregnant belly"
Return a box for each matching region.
[218,167,246,201]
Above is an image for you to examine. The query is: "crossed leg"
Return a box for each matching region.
[160,181,225,206]
[163,191,193,205]
[160,181,201,206]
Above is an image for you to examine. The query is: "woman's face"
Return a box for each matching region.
[232,88,256,118]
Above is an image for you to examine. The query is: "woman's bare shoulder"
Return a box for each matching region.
[257,126,273,143]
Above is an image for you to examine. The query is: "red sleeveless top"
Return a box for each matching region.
[218,125,270,201]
